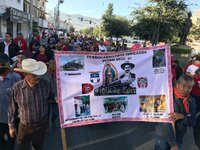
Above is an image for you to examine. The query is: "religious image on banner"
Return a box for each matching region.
[94,61,136,96]
[103,96,128,113]
[74,95,90,117]
[139,95,166,113]
[60,55,84,71]
[103,62,118,85]
[152,49,166,68]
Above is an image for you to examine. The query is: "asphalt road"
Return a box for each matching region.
[43,121,199,150]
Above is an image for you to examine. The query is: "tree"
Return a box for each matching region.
[131,0,189,45]
[80,27,94,35]
[102,3,131,38]
[93,26,101,38]
[189,23,200,41]
[69,26,75,33]
[105,3,114,16]
[179,12,192,45]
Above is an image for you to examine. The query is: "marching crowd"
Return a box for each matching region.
[0,30,199,150]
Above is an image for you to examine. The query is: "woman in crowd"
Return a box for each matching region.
[33,45,51,63]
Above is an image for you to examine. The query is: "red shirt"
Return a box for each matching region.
[191,75,200,96]
[13,37,27,54]
[61,44,68,51]
[131,43,141,50]
[36,53,48,62]
[36,34,41,41]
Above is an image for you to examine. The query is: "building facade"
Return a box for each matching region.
[47,11,101,32]
[24,0,48,36]
[192,10,200,25]
[0,0,48,40]
[0,0,26,40]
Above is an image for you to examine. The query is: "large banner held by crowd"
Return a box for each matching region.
[55,45,173,128]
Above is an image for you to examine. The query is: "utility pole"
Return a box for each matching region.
[29,0,33,43]
[56,0,64,33]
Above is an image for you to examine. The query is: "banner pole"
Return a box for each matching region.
[61,128,68,150]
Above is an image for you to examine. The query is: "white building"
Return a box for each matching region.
[24,0,48,36]
[192,9,200,25]
[47,11,101,32]
[0,0,27,39]
[0,0,49,40]
[1,0,23,10]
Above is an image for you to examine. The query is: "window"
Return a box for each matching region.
[23,3,28,13]
[17,23,21,33]
[17,0,21,3]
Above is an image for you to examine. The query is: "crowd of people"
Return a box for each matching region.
[0,30,199,150]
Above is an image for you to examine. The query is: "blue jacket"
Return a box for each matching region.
[155,94,196,148]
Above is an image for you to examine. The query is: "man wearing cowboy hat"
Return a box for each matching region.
[8,58,54,150]
[0,53,21,150]
[120,61,136,86]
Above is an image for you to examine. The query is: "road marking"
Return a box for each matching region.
[69,127,138,150]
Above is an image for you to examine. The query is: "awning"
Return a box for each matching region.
[0,8,6,16]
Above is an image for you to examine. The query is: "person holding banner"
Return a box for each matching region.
[155,75,196,150]
[191,68,200,150]
[8,59,53,150]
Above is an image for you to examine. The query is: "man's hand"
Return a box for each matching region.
[55,97,58,103]
[170,146,179,150]
[169,112,184,122]
[9,127,16,138]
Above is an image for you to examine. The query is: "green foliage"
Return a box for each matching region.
[93,26,101,37]
[189,23,200,41]
[69,26,75,33]
[81,96,90,104]
[102,3,131,38]
[171,46,191,54]
[105,3,114,16]
[131,0,189,44]
[80,27,94,35]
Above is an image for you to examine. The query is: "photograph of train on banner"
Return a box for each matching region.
[59,55,84,71]
[103,96,128,113]
[152,49,166,68]
[94,61,137,96]
[139,95,166,112]
[74,95,91,117]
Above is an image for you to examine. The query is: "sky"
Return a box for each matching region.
[46,0,200,19]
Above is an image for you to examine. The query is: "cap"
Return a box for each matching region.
[17,32,22,35]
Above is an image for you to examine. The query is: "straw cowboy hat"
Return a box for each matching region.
[121,61,135,70]
[14,58,47,75]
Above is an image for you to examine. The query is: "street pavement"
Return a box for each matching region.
[43,121,199,150]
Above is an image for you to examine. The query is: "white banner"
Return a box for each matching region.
[55,45,173,128]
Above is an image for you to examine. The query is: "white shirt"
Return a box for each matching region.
[98,45,107,52]
[186,64,199,75]
[4,41,11,57]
